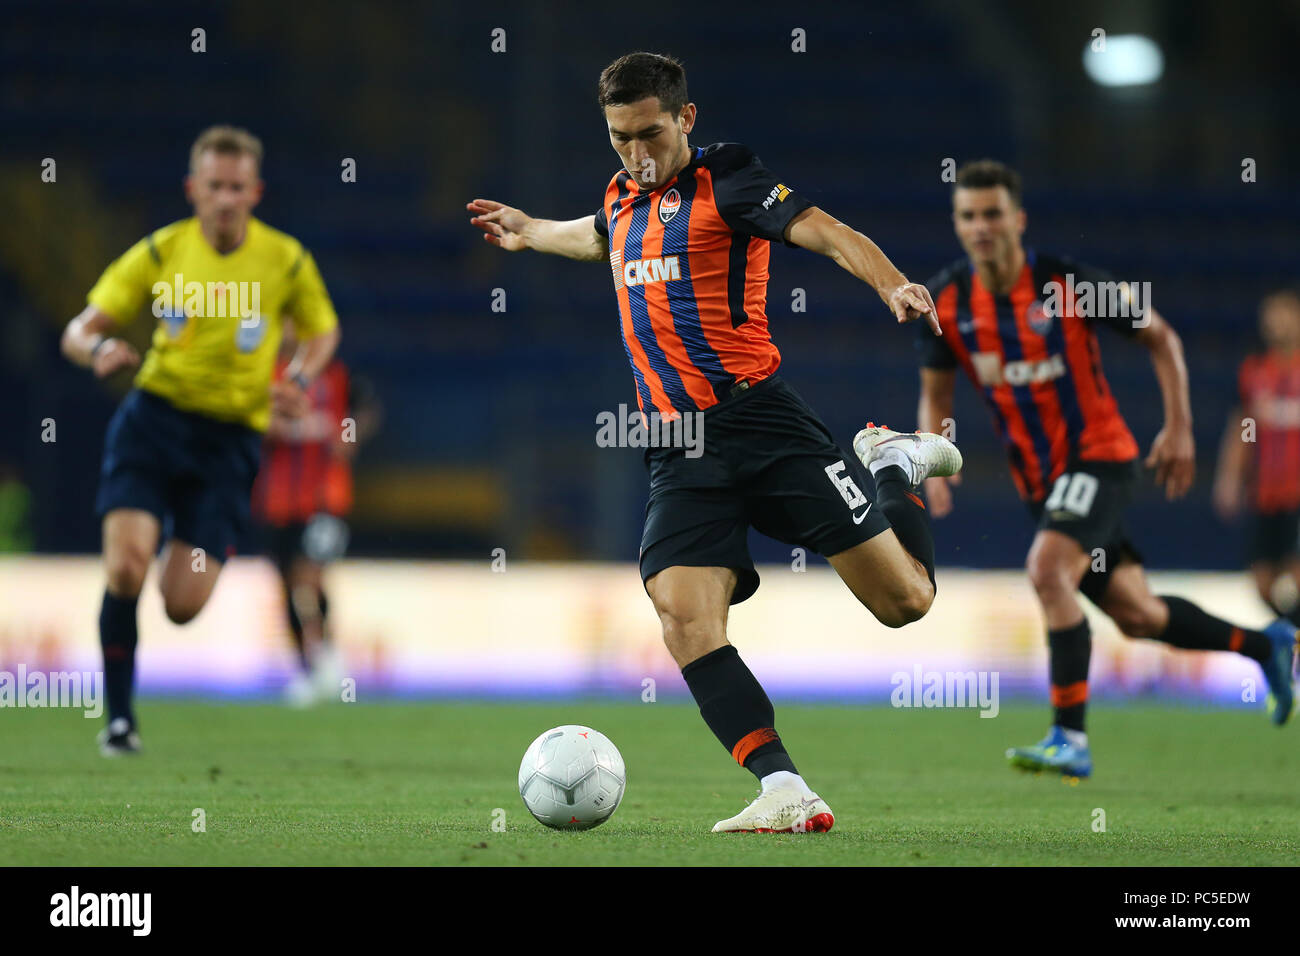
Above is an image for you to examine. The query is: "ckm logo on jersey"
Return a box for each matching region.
[971,352,1067,388]
[619,255,681,289]
[761,183,791,210]
[658,187,681,224]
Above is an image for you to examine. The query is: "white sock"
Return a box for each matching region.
[868,445,915,484]
[760,770,814,796]
[1062,728,1088,749]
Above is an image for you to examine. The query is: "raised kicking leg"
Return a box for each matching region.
[832,422,963,622]
[647,565,834,834]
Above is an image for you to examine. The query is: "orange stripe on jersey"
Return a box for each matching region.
[971,275,1048,500]
[1050,681,1089,708]
[610,202,678,418]
[731,727,780,766]
[637,205,722,410]
[684,171,781,384]
[1052,271,1139,464]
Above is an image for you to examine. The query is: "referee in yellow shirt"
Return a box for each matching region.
[61,125,341,755]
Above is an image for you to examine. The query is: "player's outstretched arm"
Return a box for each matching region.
[467,199,607,262]
[784,206,940,334]
[1134,308,1196,499]
[61,305,141,379]
[918,368,960,517]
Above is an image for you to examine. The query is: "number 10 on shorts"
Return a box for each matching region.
[1044,471,1099,517]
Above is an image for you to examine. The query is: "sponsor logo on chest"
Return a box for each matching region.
[971,351,1067,388]
[616,255,681,289]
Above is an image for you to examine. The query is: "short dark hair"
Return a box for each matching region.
[597,52,688,116]
[955,159,1022,207]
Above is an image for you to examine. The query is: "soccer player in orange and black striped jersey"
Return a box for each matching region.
[251,343,378,705]
[1214,290,1300,627]
[467,51,965,833]
[918,161,1297,778]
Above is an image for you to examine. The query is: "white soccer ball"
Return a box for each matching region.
[517,725,626,830]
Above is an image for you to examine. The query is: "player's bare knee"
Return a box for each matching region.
[871,579,931,628]
[895,577,934,626]
[162,597,201,625]
[1110,600,1161,639]
[104,549,149,598]
[1026,555,1073,604]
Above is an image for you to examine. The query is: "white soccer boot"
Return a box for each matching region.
[853,422,963,488]
[711,779,835,833]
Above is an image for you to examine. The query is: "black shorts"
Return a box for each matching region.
[95,388,261,560]
[1026,459,1144,603]
[1248,509,1300,565]
[260,514,351,571]
[638,375,891,604]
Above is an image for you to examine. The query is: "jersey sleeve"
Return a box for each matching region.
[86,234,162,324]
[594,206,609,238]
[914,305,958,370]
[1057,258,1145,338]
[284,249,339,338]
[709,147,814,246]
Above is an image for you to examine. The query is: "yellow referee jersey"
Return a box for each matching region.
[87,217,338,431]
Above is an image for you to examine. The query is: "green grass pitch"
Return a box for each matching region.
[2,700,1297,865]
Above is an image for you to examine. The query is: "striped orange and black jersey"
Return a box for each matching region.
[593,143,812,417]
[1238,351,1300,512]
[250,358,353,525]
[919,252,1140,502]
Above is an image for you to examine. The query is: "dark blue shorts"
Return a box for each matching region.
[95,389,262,560]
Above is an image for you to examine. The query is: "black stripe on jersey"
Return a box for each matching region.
[947,265,1027,482]
[1031,256,1086,450]
[608,171,634,234]
[726,233,750,328]
[288,250,305,279]
[146,234,161,265]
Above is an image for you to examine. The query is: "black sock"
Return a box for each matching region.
[874,464,936,587]
[1158,596,1271,663]
[681,644,797,780]
[99,590,139,727]
[1048,618,1091,732]
[282,582,309,669]
[318,590,330,644]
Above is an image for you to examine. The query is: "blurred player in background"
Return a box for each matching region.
[1214,289,1300,626]
[61,125,340,755]
[251,330,380,706]
[469,52,962,833]
[917,161,1297,778]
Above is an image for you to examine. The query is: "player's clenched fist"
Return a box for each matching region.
[467,198,531,251]
[92,338,141,379]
